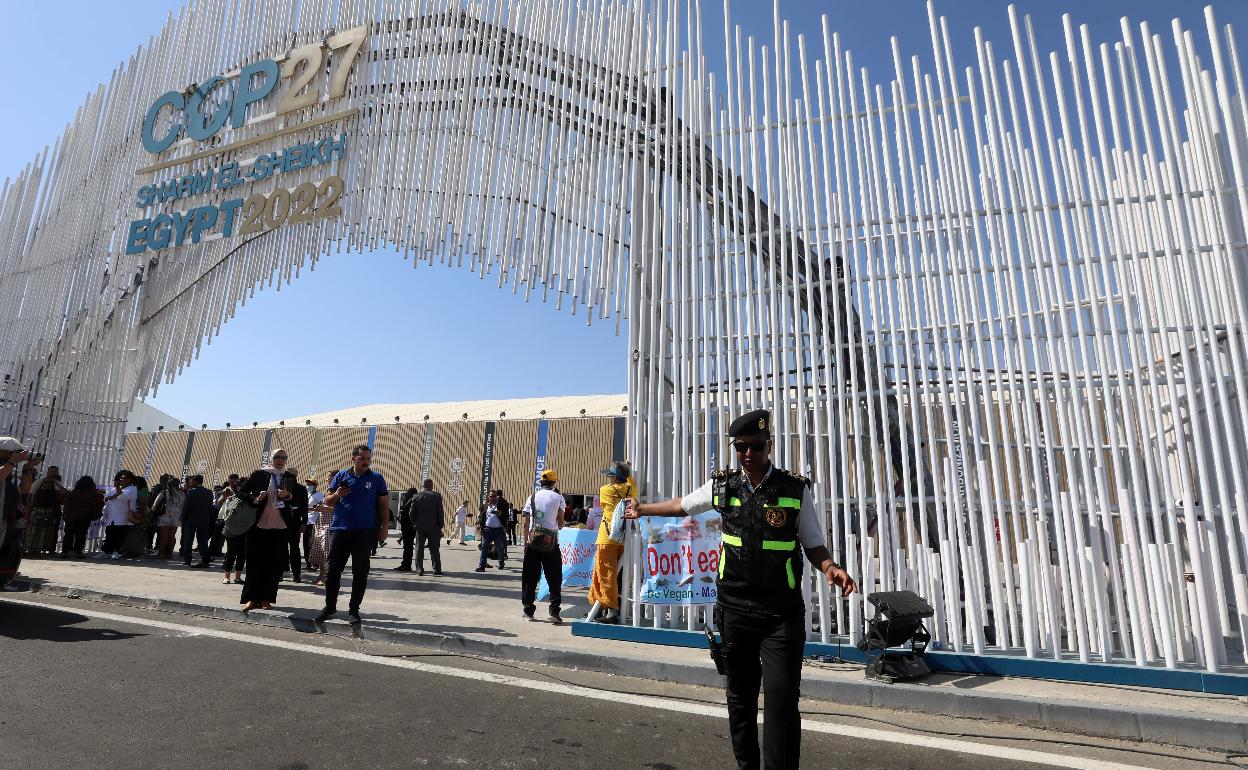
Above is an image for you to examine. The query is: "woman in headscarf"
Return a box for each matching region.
[26,465,67,557]
[236,449,306,611]
[151,475,184,559]
[61,476,103,558]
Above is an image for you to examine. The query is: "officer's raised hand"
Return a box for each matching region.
[823,562,857,596]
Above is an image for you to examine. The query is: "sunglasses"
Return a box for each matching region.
[732,439,770,453]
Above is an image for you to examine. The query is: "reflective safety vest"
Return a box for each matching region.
[712,467,808,615]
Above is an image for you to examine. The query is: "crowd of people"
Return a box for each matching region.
[4,405,860,769]
[1,434,635,631]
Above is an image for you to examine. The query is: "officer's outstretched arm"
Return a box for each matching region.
[804,545,858,596]
[624,497,685,519]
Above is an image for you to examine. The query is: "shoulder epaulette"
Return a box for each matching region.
[781,468,811,486]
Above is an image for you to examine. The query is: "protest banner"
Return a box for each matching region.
[638,511,722,605]
[537,527,597,600]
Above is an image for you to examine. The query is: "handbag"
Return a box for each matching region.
[220,495,258,537]
[607,500,628,545]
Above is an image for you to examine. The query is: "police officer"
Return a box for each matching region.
[625,409,856,770]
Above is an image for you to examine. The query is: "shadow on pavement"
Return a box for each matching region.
[352,619,520,637]
[0,600,146,643]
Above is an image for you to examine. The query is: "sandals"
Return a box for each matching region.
[221,577,232,584]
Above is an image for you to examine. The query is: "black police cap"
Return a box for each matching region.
[727,409,771,437]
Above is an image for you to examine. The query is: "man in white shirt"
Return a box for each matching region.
[520,469,565,624]
[450,500,469,545]
[100,470,138,559]
[474,492,508,572]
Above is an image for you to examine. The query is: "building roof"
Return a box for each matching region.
[255,394,627,428]
[126,400,192,433]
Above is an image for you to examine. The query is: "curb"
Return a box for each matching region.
[21,580,1248,754]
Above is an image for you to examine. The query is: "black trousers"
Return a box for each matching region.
[520,544,562,616]
[179,515,212,564]
[399,524,416,568]
[240,527,287,604]
[223,534,247,573]
[719,607,805,770]
[416,530,441,572]
[302,525,314,565]
[101,524,130,554]
[506,521,518,545]
[62,521,91,555]
[209,521,226,556]
[324,529,374,612]
[286,526,303,579]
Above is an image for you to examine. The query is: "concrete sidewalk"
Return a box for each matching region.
[10,538,1248,754]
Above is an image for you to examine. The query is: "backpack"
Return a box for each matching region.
[220,495,258,537]
[33,482,60,509]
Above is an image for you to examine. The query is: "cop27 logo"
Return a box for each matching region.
[448,458,466,497]
[140,25,368,154]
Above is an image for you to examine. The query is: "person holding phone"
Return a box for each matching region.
[236,449,305,611]
[316,445,389,625]
[99,470,138,559]
[0,438,33,585]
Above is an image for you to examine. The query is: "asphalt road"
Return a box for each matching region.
[0,596,1218,770]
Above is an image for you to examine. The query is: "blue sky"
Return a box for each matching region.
[2,0,1241,427]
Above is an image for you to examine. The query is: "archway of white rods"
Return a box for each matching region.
[1,0,1246,672]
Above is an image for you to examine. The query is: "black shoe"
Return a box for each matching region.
[474,567,486,572]
[393,566,412,572]
[348,610,362,625]
[498,562,505,570]
[446,539,451,545]
[315,607,336,623]
[549,612,563,626]
[183,561,192,566]
[192,562,209,569]
[433,571,443,576]
[291,576,302,584]
[417,569,425,576]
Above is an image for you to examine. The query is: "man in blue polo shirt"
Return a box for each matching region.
[316,444,389,625]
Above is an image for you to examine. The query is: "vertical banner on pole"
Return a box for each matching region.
[948,412,972,544]
[143,434,157,480]
[181,433,195,478]
[261,429,274,466]
[479,421,496,505]
[366,426,377,451]
[533,419,550,491]
[707,410,718,473]
[612,417,626,463]
[420,423,436,483]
